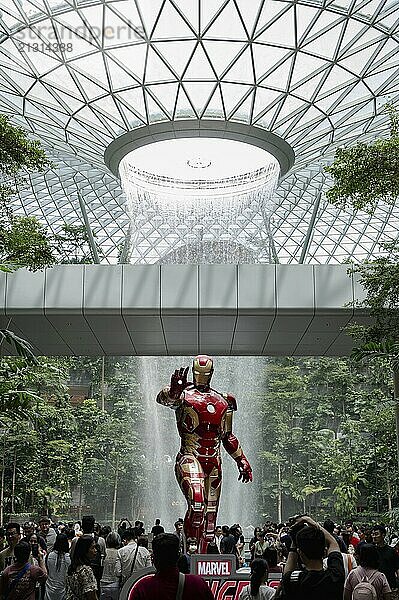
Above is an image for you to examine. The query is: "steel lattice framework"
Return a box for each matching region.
[0,0,398,263]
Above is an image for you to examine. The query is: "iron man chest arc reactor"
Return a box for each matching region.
[180,392,227,432]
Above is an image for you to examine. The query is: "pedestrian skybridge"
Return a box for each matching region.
[0,265,369,356]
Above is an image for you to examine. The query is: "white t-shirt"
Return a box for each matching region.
[239,584,276,600]
[115,542,151,583]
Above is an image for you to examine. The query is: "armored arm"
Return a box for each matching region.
[222,394,253,483]
[156,366,189,409]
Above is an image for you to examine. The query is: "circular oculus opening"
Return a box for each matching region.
[121,138,277,181]
[104,120,295,177]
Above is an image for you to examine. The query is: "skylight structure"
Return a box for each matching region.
[0,0,397,263]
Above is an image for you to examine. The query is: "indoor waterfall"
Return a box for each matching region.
[119,138,278,533]
[137,355,263,533]
[119,138,280,265]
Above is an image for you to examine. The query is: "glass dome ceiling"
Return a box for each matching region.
[0,0,398,263]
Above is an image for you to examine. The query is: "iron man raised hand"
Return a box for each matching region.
[156,355,252,552]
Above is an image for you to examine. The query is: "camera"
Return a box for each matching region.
[288,514,304,525]
[288,515,307,543]
[31,543,39,558]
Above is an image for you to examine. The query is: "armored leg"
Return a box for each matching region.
[175,454,206,544]
[200,465,222,553]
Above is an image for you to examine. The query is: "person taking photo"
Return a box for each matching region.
[278,515,345,600]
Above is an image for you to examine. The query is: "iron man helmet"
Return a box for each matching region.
[192,355,214,388]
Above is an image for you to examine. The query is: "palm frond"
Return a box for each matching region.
[0,329,37,361]
[351,341,399,371]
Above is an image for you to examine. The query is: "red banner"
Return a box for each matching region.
[120,555,282,600]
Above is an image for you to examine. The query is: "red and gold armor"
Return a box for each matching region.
[156,355,252,552]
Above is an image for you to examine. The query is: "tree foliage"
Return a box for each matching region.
[0,216,56,270]
[0,219,95,270]
[53,224,95,264]
[0,356,146,520]
[325,106,399,212]
[0,114,50,220]
[0,329,36,360]
[0,114,96,356]
[0,115,94,271]
[324,104,399,473]
[257,357,396,521]
[349,240,399,346]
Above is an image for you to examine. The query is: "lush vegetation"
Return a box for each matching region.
[325,105,399,353]
[325,105,399,213]
[0,115,50,220]
[0,114,93,270]
[0,114,53,272]
[0,356,146,524]
[0,115,121,523]
[0,353,397,526]
[325,105,399,488]
[0,218,94,270]
[256,356,396,522]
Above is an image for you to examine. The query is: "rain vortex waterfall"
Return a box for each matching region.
[120,161,279,264]
[121,150,277,529]
[138,356,262,533]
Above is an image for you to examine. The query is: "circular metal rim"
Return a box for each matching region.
[104,120,295,178]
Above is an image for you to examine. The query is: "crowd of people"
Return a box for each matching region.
[0,513,399,599]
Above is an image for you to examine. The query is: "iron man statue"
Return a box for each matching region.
[156,355,252,553]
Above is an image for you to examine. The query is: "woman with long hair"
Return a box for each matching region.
[249,528,261,562]
[262,548,282,574]
[66,535,98,600]
[344,543,391,600]
[45,533,71,600]
[100,532,121,600]
[27,532,45,599]
[239,558,275,600]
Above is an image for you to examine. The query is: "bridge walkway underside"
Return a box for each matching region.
[0,264,370,356]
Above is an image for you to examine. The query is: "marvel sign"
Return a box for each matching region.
[194,556,234,577]
[120,556,282,600]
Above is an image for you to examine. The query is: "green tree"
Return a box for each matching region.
[53,224,95,264]
[71,358,146,522]
[349,241,399,346]
[0,216,56,270]
[0,115,56,353]
[255,355,396,521]
[0,115,98,359]
[258,359,311,519]
[0,114,95,271]
[325,104,399,475]
[346,239,399,469]
[325,105,399,212]
[0,114,50,220]
[0,357,77,520]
